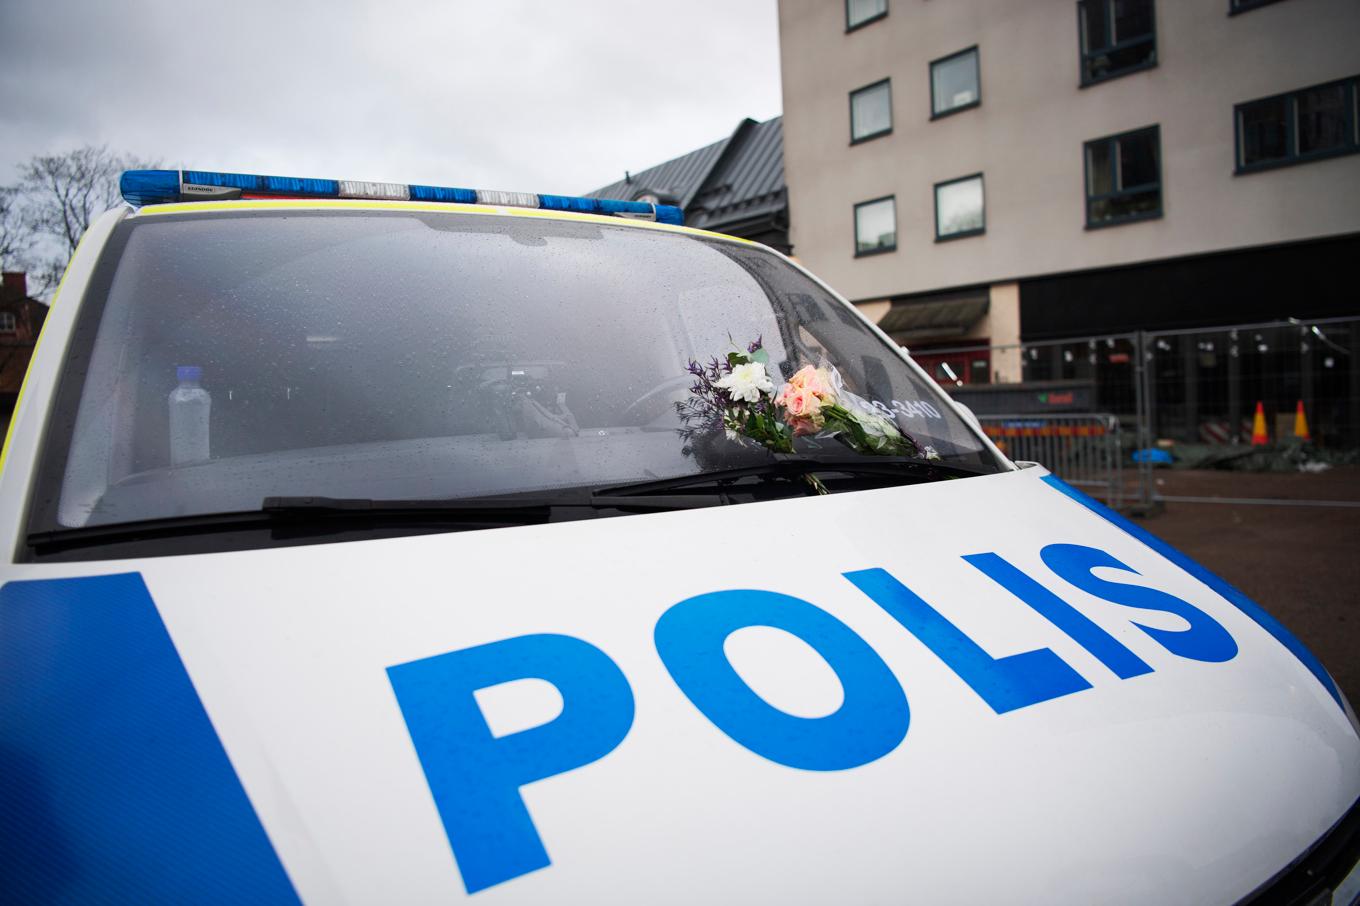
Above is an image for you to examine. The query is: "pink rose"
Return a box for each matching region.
[782,387,823,419]
[777,385,827,436]
[785,364,833,399]
[807,367,834,398]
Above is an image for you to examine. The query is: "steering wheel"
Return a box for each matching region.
[620,374,695,425]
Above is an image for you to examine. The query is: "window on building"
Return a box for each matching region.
[846,0,887,31]
[854,196,897,256]
[0,311,16,333]
[934,174,985,241]
[1084,125,1161,228]
[930,47,981,119]
[850,79,893,143]
[1236,77,1359,173]
[1078,0,1156,86]
[1229,0,1288,13]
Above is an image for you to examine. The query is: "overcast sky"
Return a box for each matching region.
[0,0,782,196]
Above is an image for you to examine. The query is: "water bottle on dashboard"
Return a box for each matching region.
[169,365,211,465]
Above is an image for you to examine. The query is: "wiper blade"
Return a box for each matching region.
[26,492,721,557]
[26,460,984,558]
[261,491,721,516]
[262,495,559,521]
[595,456,987,498]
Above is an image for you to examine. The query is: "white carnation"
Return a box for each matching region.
[715,362,774,403]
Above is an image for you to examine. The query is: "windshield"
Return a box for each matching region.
[32,208,1002,533]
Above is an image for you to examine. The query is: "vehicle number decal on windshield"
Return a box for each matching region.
[878,398,943,419]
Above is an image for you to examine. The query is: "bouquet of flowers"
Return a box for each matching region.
[676,339,931,493]
[676,339,794,455]
[775,364,922,457]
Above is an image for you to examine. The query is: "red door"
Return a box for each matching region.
[911,345,991,387]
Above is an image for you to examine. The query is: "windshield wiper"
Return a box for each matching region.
[25,460,988,559]
[25,491,724,558]
[594,455,989,498]
[260,491,722,517]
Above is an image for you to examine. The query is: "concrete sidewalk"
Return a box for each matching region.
[1136,466,1360,711]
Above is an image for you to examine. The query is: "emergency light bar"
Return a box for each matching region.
[119,169,685,226]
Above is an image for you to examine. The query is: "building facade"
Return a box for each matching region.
[778,0,1360,386]
[1,272,48,414]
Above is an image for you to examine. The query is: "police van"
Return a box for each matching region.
[1,169,1357,905]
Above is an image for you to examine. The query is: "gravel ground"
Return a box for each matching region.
[1134,466,1360,710]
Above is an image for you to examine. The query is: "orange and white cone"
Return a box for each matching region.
[1293,400,1310,442]
[1250,402,1269,446]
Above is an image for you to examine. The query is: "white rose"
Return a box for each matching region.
[715,362,774,403]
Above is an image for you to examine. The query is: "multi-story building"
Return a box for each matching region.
[1,271,48,416]
[778,0,1360,389]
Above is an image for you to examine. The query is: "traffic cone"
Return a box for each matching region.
[1250,402,1269,446]
[1293,400,1310,442]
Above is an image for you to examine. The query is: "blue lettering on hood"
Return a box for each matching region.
[1041,473,1343,711]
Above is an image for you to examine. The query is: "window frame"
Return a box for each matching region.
[845,0,888,32]
[1082,124,1163,230]
[849,78,894,145]
[929,46,982,120]
[853,195,898,258]
[0,310,16,333]
[933,173,986,242]
[1233,76,1360,175]
[1228,0,1287,14]
[1076,0,1157,88]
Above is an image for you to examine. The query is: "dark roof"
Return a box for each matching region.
[587,136,727,210]
[586,116,785,235]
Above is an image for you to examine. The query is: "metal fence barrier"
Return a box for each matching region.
[925,316,1360,510]
[979,413,1124,509]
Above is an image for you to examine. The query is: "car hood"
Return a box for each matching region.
[3,465,1358,905]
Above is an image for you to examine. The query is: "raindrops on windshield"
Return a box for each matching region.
[47,210,993,529]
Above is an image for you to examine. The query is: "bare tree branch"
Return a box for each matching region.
[19,145,159,256]
[13,145,158,298]
[23,256,67,299]
[0,186,32,270]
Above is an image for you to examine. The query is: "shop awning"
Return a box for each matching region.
[877,295,989,342]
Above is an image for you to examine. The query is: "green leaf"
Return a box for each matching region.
[727,351,750,369]
[750,346,769,365]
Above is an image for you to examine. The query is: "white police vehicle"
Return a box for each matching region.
[1,169,1357,905]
